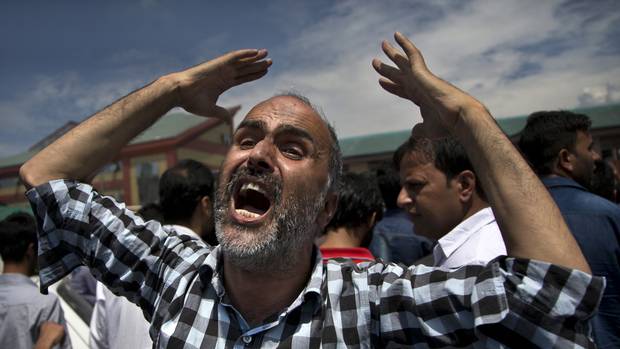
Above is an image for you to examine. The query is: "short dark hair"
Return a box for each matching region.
[393,136,486,199]
[518,110,592,175]
[159,159,214,224]
[137,202,164,222]
[326,172,384,231]
[374,166,401,210]
[0,212,37,262]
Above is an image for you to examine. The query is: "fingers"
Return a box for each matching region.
[381,40,411,71]
[372,58,402,83]
[233,69,269,86]
[235,59,272,77]
[378,78,408,100]
[227,49,268,63]
[394,32,422,63]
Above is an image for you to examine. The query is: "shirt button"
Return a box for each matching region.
[242,335,252,344]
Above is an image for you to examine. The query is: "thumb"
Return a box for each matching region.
[211,105,233,122]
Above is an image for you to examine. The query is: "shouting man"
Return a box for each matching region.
[20,33,601,347]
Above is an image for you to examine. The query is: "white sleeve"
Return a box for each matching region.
[88,282,108,349]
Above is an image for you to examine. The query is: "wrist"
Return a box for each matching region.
[154,73,183,110]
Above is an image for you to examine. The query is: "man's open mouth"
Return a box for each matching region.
[232,180,274,223]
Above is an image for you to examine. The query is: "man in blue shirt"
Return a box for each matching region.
[369,167,433,265]
[519,110,620,349]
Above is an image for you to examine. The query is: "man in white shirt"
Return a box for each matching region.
[89,160,214,349]
[395,136,506,268]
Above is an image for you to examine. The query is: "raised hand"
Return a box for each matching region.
[173,49,272,120]
[372,32,483,138]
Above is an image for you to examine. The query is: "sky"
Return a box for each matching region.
[1,0,619,158]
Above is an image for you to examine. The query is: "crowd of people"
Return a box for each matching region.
[1,32,619,348]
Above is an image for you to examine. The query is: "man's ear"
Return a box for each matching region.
[200,196,212,214]
[198,196,213,223]
[367,211,377,228]
[456,170,476,202]
[317,191,339,229]
[557,148,575,173]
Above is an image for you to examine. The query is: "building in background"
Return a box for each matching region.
[341,103,620,174]
[1,103,618,209]
[0,107,239,209]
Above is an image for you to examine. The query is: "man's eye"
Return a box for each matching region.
[281,145,303,159]
[239,138,256,149]
[406,182,424,191]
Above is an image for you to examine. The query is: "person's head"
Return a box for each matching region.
[214,94,342,272]
[393,136,487,240]
[374,166,402,210]
[0,212,38,275]
[518,110,601,187]
[159,159,215,242]
[591,159,618,202]
[137,202,164,222]
[324,172,384,247]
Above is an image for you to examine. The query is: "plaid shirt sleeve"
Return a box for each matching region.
[363,257,605,347]
[26,179,210,325]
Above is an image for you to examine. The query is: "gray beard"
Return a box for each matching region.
[214,171,326,273]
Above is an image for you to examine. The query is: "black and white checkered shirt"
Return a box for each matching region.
[28,180,603,348]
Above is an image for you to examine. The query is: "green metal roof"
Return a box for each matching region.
[0,112,205,168]
[497,103,620,136]
[129,112,206,145]
[0,149,39,168]
[2,104,619,167]
[339,103,620,158]
[339,130,411,158]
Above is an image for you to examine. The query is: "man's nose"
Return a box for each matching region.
[397,187,413,208]
[247,139,275,174]
[592,150,602,162]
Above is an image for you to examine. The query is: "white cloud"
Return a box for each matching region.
[222,0,620,138]
[1,0,618,158]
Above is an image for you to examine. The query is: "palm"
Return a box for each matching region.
[372,32,473,137]
[176,49,271,120]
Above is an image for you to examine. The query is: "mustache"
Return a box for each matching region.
[222,166,283,202]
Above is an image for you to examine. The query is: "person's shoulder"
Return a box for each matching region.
[571,190,620,216]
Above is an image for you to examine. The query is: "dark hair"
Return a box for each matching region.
[374,166,401,210]
[274,93,343,193]
[393,136,486,198]
[326,172,384,231]
[0,213,37,262]
[591,160,617,202]
[518,110,592,175]
[159,159,214,224]
[137,202,164,222]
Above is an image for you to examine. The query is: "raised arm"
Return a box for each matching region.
[20,49,271,188]
[372,32,589,272]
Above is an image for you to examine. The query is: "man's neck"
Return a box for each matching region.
[2,262,31,276]
[320,227,366,249]
[221,247,314,327]
[459,197,490,225]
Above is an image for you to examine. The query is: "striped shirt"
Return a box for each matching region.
[27,180,603,348]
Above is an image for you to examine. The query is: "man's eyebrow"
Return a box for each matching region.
[274,124,316,144]
[235,119,266,133]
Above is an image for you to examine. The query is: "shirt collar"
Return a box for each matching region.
[0,273,37,286]
[198,245,324,312]
[164,224,200,239]
[434,207,496,263]
[541,176,587,191]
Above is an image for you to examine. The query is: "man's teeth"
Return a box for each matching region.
[240,182,264,195]
[235,208,261,218]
